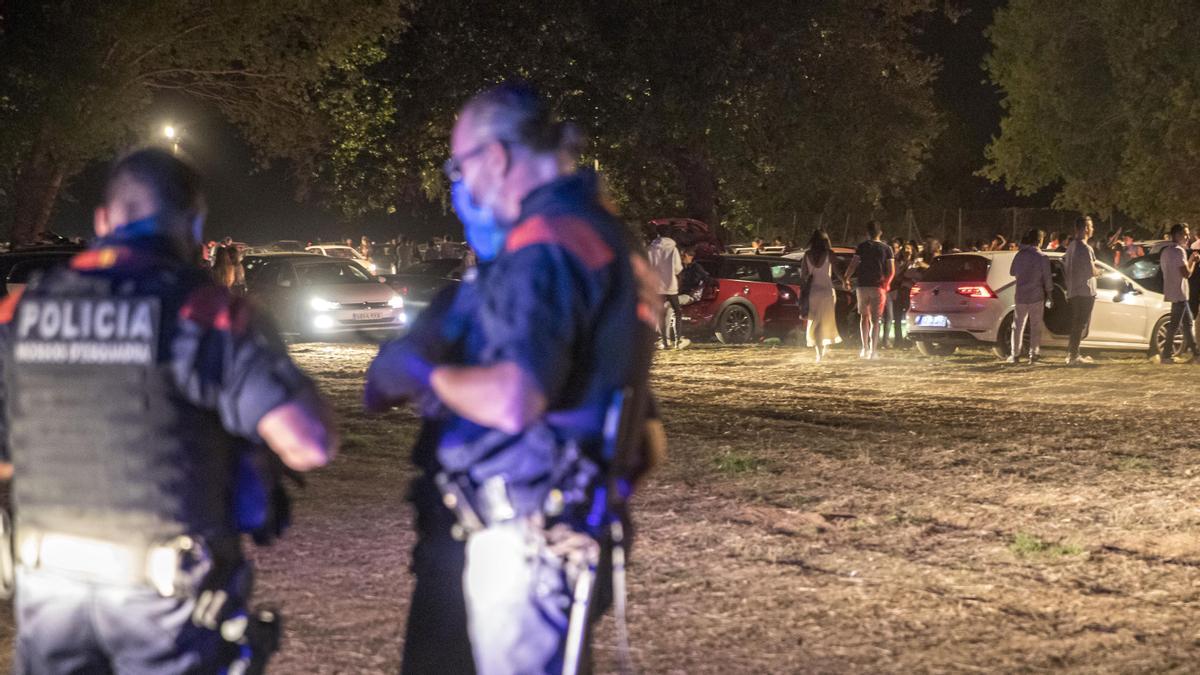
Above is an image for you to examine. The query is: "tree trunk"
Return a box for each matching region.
[10,130,65,247]
[671,149,718,227]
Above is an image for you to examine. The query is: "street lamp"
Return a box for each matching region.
[163,124,179,154]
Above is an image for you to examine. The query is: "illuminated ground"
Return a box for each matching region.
[4,341,1200,673]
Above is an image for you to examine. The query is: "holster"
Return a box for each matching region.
[221,608,283,675]
[189,558,283,675]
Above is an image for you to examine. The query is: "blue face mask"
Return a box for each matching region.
[452,180,507,262]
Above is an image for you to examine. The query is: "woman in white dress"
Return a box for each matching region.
[802,229,842,362]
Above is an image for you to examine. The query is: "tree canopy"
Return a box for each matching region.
[325,0,944,235]
[0,1,409,243]
[983,0,1200,225]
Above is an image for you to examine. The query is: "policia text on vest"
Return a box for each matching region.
[13,297,159,366]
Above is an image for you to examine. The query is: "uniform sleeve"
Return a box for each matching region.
[479,246,589,400]
[174,289,319,443]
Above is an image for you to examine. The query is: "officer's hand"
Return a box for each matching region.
[364,338,437,412]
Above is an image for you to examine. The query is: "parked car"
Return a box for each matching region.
[679,252,859,344]
[1117,250,1163,294]
[305,244,377,275]
[907,251,1174,358]
[268,240,307,253]
[0,246,83,297]
[380,258,465,319]
[243,253,403,341]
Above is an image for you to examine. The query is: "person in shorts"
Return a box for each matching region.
[843,220,894,359]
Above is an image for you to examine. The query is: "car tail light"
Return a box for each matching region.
[909,285,922,299]
[955,284,996,298]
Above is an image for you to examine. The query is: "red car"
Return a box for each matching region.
[677,251,860,344]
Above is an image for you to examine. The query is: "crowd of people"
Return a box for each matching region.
[742,216,1174,365]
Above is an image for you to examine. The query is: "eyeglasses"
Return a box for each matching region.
[443,140,497,182]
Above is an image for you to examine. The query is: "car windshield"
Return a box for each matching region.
[295,261,371,285]
[923,255,990,282]
[321,247,360,260]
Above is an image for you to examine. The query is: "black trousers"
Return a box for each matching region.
[1067,295,1095,358]
[401,478,476,675]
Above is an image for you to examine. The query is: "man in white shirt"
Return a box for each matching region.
[1159,222,1199,363]
[647,225,688,349]
[1062,216,1103,365]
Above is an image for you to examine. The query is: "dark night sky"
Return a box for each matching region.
[48,0,1032,243]
[50,100,461,245]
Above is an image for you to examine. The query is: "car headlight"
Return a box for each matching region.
[310,297,340,311]
[387,295,404,309]
[367,262,377,274]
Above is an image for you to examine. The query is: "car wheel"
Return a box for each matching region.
[993,313,1019,359]
[915,340,957,357]
[715,304,756,344]
[1152,314,1184,357]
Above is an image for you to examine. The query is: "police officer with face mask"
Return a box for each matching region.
[366,82,659,674]
[0,148,336,673]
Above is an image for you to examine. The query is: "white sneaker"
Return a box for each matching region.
[1005,355,1018,364]
[675,338,691,350]
[870,351,882,360]
[859,348,867,359]
[1065,355,1077,366]
[1076,355,1095,364]
[814,351,822,363]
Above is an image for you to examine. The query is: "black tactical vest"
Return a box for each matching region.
[6,250,236,543]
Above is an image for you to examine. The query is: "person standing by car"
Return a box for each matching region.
[677,245,709,307]
[802,229,841,362]
[1063,216,1103,365]
[1008,228,1054,364]
[211,243,236,289]
[0,148,336,673]
[648,224,684,349]
[397,235,416,271]
[1158,222,1199,363]
[843,220,894,359]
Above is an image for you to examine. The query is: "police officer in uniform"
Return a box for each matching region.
[367,83,658,674]
[0,148,336,673]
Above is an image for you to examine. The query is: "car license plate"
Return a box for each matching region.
[916,314,948,327]
[352,310,388,321]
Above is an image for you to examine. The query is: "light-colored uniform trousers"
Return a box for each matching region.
[1012,301,1044,357]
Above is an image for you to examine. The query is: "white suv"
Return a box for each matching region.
[907,251,1175,358]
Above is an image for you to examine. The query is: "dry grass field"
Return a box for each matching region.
[4,340,1200,673]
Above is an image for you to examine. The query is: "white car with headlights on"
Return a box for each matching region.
[305,243,377,275]
[907,251,1175,358]
[243,253,404,341]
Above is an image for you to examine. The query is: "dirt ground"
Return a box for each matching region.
[4,340,1200,673]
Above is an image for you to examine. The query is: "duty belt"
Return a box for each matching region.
[15,528,212,597]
